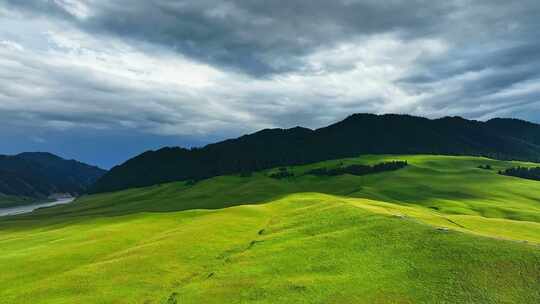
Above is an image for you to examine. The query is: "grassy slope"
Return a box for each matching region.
[0,155,539,303]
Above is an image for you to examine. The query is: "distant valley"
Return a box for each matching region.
[0,152,106,208]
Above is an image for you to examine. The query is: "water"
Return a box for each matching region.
[0,198,75,217]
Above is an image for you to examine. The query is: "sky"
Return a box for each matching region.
[1,0,540,169]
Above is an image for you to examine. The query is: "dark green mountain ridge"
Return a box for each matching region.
[0,152,106,204]
[92,113,540,193]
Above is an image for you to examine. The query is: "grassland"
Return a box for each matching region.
[0,155,539,303]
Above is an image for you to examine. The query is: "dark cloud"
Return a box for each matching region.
[1,0,540,167]
[5,1,538,75]
[0,0,468,75]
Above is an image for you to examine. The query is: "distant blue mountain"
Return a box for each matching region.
[0,152,106,200]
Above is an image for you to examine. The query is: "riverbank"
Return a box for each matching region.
[0,197,75,217]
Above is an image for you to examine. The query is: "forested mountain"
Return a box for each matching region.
[0,152,106,200]
[91,114,540,193]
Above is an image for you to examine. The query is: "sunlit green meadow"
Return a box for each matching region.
[1,155,539,303]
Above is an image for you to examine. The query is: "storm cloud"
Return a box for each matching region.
[1,0,540,167]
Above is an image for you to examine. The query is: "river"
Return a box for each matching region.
[0,197,75,217]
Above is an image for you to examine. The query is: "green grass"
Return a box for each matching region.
[0,155,539,303]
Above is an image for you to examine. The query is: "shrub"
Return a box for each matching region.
[269,168,294,179]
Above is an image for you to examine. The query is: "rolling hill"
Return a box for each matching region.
[0,152,106,207]
[1,155,539,303]
[91,114,540,193]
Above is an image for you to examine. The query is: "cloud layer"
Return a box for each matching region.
[1,0,540,167]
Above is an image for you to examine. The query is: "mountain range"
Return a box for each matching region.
[91,113,540,193]
[0,152,106,204]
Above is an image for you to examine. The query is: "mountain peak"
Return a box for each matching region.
[487,117,539,127]
[16,152,64,161]
[0,152,107,199]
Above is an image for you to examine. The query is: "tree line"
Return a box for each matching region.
[306,161,408,177]
[499,167,540,181]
